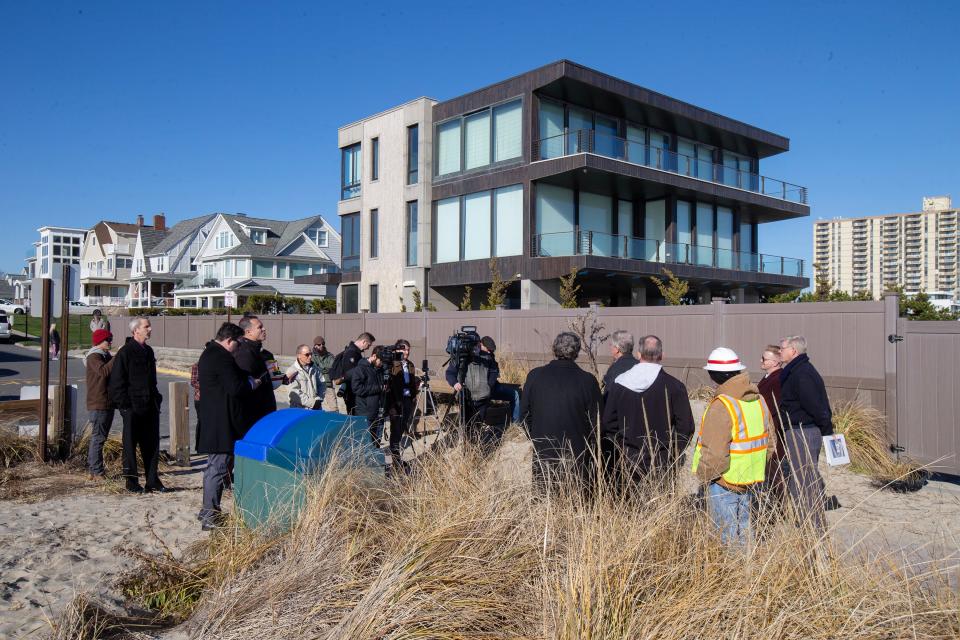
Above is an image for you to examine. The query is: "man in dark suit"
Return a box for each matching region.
[601,335,695,485]
[520,332,602,491]
[196,322,260,531]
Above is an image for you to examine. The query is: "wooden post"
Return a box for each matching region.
[57,265,72,460]
[38,278,51,462]
[168,381,191,466]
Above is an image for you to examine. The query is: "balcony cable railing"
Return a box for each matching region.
[532,129,808,204]
[530,228,804,278]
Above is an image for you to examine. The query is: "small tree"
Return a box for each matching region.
[412,288,423,312]
[481,258,516,310]
[568,310,609,381]
[426,302,438,312]
[650,268,690,305]
[285,296,307,314]
[398,296,407,313]
[559,266,580,309]
[459,285,473,311]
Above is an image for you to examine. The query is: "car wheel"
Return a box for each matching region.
[14,308,23,314]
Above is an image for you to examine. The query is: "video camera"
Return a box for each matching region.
[377,345,401,368]
[445,325,480,360]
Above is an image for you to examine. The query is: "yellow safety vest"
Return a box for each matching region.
[691,394,770,486]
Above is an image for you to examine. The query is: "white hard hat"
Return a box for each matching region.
[704,347,746,372]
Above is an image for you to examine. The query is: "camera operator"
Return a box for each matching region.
[330,332,376,414]
[445,335,502,444]
[347,345,387,448]
[388,339,419,473]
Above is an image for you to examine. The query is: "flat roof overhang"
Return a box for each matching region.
[429,255,808,290]
[293,273,342,286]
[532,154,809,223]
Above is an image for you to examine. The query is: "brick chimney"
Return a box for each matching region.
[136,214,144,227]
[153,213,166,231]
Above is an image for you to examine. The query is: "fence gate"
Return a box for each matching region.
[895,318,960,476]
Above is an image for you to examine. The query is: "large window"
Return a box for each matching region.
[434,184,524,263]
[676,201,693,248]
[406,201,418,267]
[435,98,522,177]
[739,220,755,270]
[717,206,734,269]
[407,125,418,184]
[535,184,575,257]
[539,101,565,159]
[342,213,360,272]
[369,284,378,313]
[253,260,273,278]
[215,231,234,249]
[307,227,328,247]
[290,263,310,278]
[580,192,613,256]
[341,143,361,199]
[370,137,379,182]
[342,285,358,313]
[369,209,379,259]
[696,203,714,266]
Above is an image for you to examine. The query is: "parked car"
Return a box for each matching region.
[68,300,96,315]
[0,298,26,315]
[0,313,10,342]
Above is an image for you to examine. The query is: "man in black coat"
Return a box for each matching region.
[234,315,285,429]
[333,332,375,414]
[196,322,260,531]
[520,332,602,490]
[602,330,637,402]
[347,346,386,445]
[601,335,694,484]
[778,335,833,532]
[108,316,164,493]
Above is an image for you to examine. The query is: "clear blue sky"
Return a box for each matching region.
[2,0,958,279]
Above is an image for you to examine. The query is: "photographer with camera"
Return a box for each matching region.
[347,345,388,446]
[445,332,504,445]
[329,332,376,414]
[388,339,419,473]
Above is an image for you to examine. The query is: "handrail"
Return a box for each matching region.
[532,129,808,205]
[532,230,804,278]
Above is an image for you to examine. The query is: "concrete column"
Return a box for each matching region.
[696,285,713,305]
[521,278,562,310]
[730,286,759,304]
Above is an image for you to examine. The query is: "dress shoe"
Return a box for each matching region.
[144,484,170,494]
[125,483,144,494]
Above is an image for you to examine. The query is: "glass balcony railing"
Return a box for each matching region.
[531,229,804,278]
[533,129,808,204]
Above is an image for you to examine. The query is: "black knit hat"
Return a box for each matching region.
[480,336,496,353]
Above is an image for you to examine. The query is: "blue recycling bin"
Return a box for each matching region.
[234,409,373,531]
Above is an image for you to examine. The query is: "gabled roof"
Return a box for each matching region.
[205,213,331,261]
[139,228,168,253]
[148,214,218,256]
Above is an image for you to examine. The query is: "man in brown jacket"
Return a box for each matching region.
[86,329,115,478]
[692,347,777,544]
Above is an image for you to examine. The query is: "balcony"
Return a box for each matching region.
[532,130,808,204]
[83,296,128,307]
[531,230,804,277]
[80,267,115,280]
[176,275,222,291]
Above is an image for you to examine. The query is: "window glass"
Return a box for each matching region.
[696,203,714,266]
[464,111,491,170]
[493,100,522,162]
[494,185,523,257]
[594,115,619,158]
[618,200,633,239]
[676,201,692,247]
[463,192,491,261]
[406,201,418,267]
[435,197,460,263]
[437,120,461,175]
[645,200,666,261]
[342,285,358,313]
[341,144,361,199]
[371,137,379,181]
[678,138,696,176]
[740,220,755,270]
[717,206,734,269]
[580,191,613,256]
[535,184,575,256]
[341,213,360,272]
[567,107,591,154]
[369,209,379,259]
[291,263,310,278]
[539,101,565,159]
[407,125,418,184]
[369,284,378,313]
[696,144,714,180]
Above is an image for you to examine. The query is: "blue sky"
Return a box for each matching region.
[2,0,958,279]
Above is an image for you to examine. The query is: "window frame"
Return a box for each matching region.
[433,96,524,179]
[369,209,379,260]
[432,184,524,264]
[368,283,378,313]
[370,137,379,182]
[340,143,362,200]
[341,212,361,273]
[406,200,418,267]
[406,125,418,185]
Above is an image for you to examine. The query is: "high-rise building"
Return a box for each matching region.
[813,196,959,298]
[337,60,810,311]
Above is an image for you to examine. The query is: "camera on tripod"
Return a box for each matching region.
[445,325,480,362]
[377,345,401,368]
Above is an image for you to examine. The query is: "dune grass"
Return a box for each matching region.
[61,436,960,640]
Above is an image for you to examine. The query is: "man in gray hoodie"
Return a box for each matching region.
[601,335,695,483]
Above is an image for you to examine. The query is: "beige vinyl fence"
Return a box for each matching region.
[126,295,959,475]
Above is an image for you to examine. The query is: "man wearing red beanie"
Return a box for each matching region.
[86,328,115,478]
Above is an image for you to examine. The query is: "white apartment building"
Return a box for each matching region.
[336,98,434,313]
[34,226,85,277]
[813,196,959,298]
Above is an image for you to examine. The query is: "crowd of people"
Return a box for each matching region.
[82,313,833,540]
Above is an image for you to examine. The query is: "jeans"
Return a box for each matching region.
[489,383,521,423]
[783,426,827,532]
[199,453,233,526]
[120,408,160,488]
[708,482,752,545]
[87,409,115,475]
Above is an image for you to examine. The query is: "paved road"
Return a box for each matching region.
[0,341,201,451]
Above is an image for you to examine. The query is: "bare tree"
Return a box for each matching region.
[568,309,609,381]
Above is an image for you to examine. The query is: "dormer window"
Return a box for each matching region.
[251,229,267,245]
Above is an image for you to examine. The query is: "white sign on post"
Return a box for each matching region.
[224,291,238,308]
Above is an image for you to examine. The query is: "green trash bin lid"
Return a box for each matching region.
[235,409,371,473]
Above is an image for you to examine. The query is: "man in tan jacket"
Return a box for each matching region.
[691,347,777,544]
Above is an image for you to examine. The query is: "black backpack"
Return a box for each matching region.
[329,350,348,384]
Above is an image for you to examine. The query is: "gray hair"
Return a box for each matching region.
[238,315,259,332]
[781,335,808,354]
[639,335,663,362]
[129,316,148,333]
[552,332,581,360]
[610,330,634,356]
[296,343,310,355]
